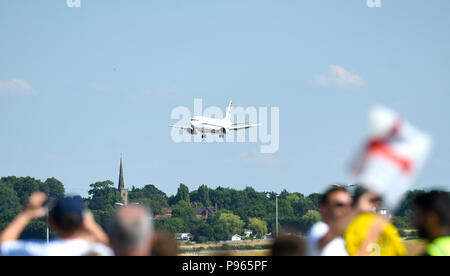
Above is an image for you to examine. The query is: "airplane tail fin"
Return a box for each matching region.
[225,100,233,123]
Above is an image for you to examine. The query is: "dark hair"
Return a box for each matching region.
[51,213,83,233]
[320,186,348,206]
[49,196,84,234]
[414,191,450,226]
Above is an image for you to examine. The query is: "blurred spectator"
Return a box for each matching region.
[413,191,450,256]
[151,231,178,256]
[352,186,382,213]
[0,192,112,256]
[108,204,154,256]
[271,234,306,256]
[344,186,406,256]
[306,186,352,256]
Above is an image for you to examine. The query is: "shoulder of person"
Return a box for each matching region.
[0,240,48,256]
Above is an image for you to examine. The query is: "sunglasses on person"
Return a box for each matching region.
[370,197,383,203]
[331,202,352,208]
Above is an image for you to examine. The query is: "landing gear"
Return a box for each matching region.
[201,134,206,139]
[219,135,224,139]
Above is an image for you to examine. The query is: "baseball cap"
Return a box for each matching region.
[49,196,84,230]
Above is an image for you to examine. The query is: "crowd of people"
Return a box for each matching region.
[274,186,450,256]
[0,185,449,256]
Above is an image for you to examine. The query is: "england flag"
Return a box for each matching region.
[351,106,432,210]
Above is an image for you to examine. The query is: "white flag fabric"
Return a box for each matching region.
[351,106,432,210]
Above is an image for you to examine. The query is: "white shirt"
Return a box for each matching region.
[306,221,348,256]
[0,238,114,256]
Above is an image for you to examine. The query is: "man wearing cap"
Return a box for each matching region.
[0,192,113,256]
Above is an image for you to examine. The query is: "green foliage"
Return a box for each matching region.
[21,220,48,240]
[199,185,212,206]
[392,211,413,230]
[155,217,187,233]
[88,180,123,210]
[172,200,195,221]
[87,180,123,230]
[0,176,65,238]
[307,193,322,211]
[395,190,426,217]
[209,186,272,225]
[218,211,245,237]
[0,182,22,231]
[128,184,168,215]
[1,176,41,205]
[193,222,214,243]
[44,178,65,199]
[171,183,190,205]
[0,176,65,204]
[248,218,268,238]
[300,210,322,231]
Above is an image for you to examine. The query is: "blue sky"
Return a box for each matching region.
[1,0,449,198]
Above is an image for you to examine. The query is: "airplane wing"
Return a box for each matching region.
[169,125,196,134]
[229,123,261,131]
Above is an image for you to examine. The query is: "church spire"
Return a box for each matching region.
[118,154,128,205]
[118,155,125,190]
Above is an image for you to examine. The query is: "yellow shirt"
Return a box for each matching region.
[344,213,407,256]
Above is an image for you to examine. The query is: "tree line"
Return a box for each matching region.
[0,176,428,242]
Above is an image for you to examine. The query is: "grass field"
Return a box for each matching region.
[179,240,272,256]
[403,239,426,256]
[180,240,271,250]
[179,249,270,256]
[178,239,426,256]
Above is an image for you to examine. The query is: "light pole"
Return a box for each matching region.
[46,208,49,245]
[275,194,279,238]
[266,193,279,238]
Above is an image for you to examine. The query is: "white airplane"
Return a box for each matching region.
[170,101,261,139]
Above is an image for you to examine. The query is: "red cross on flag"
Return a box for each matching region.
[351,106,432,209]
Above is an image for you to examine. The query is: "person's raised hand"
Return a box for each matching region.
[24,192,48,219]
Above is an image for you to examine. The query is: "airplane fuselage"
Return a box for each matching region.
[191,116,230,134]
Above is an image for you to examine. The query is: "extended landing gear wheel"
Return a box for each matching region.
[201,134,206,139]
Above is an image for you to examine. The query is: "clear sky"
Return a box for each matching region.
[1,0,449,198]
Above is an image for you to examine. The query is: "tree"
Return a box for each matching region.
[44,178,65,199]
[194,222,214,243]
[196,185,211,207]
[128,184,169,215]
[395,190,426,217]
[0,176,65,205]
[21,220,48,240]
[172,183,190,205]
[307,193,322,211]
[1,176,41,205]
[88,180,123,210]
[0,182,21,231]
[300,210,321,232]
[171,200,196,223]
[155,217,186,233]
[218,211,245,237]
[248,218,268,239]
